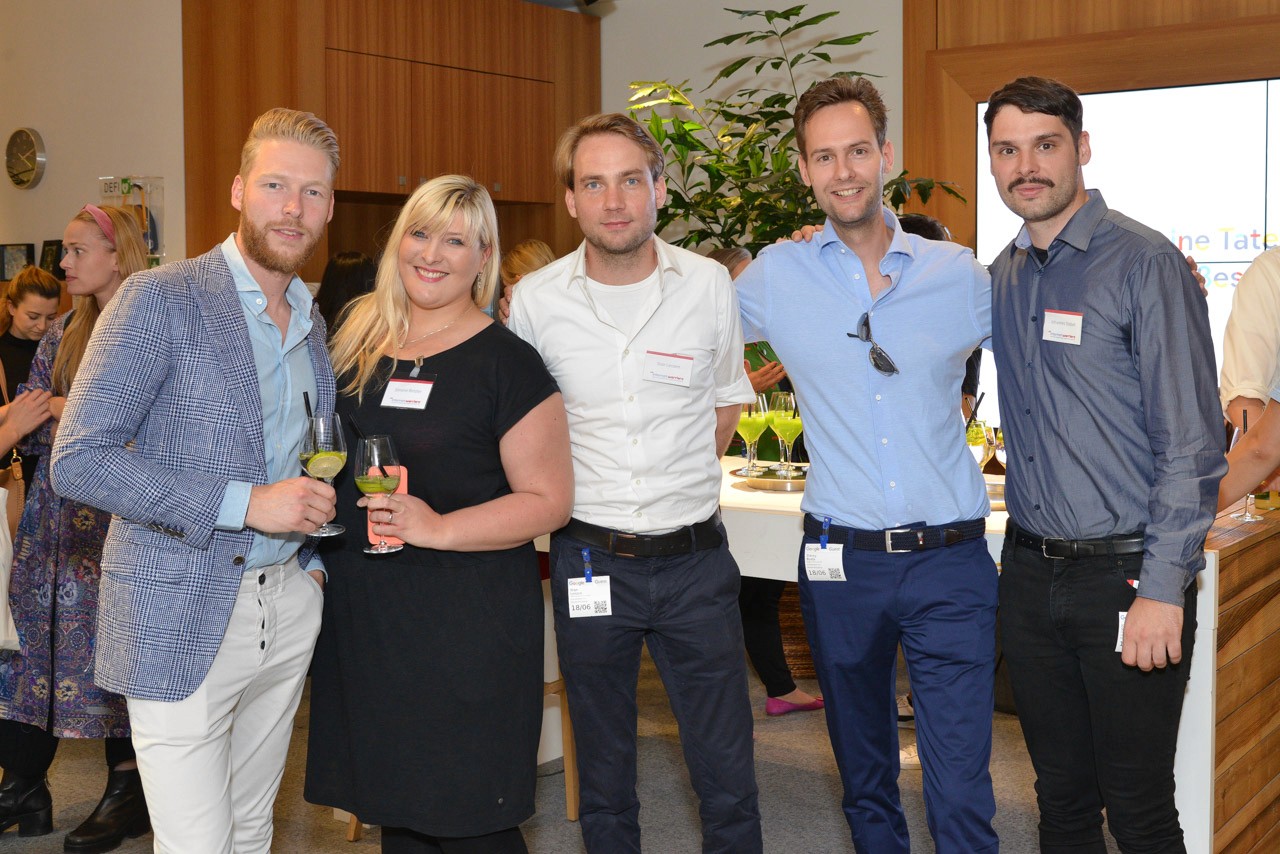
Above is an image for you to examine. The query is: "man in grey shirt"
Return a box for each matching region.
[985,76,1225,853]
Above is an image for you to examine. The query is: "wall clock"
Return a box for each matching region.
[6,128,47,189]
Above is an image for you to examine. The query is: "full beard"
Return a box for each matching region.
[239,215,321,275]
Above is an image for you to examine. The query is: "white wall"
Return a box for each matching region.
[0,0,187,264]
[594,1,904,154]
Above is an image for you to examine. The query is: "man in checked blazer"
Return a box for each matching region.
[51,108,340,854]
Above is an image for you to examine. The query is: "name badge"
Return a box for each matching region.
[643,350,693,387]
[567,576,612,617]
[1115,611,1127,653]
[1042,309,1083,345]
[380,378,434,410]
[803,543,846,581]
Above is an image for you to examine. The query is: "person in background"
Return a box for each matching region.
[707,246,823,719]
[51,108,340,853]
[986,76,1223,853]
[315,250,376,335]
[509,113,761,854]
[0,205,151,852]
[306,175,572,854]
[0,266,62,485]
[494,238,556,319]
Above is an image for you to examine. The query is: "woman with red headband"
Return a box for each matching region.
[0,205,152,852]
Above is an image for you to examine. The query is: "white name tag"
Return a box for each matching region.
[567,576,612,617]
[380,378,434,410]
[643,350,693,387]
[1115,611,1127,653]
[1042,309,1083,345]
[804,543,846,581]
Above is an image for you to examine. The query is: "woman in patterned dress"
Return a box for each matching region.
[0,205,151,852]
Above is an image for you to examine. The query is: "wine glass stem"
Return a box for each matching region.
[747,439,758,473]
[780,440,793,474]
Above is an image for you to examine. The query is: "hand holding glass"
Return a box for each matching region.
[1229,426,1264,522]
[355,435,404,554]
[301,414,347,537]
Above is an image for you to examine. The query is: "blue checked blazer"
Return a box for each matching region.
[50,246,336,702]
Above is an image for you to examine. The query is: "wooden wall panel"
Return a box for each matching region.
[903,8,1280,249]
[182,0,328,280]
[935,0,1280,49]
[326,0,556,81]
[543,7,601,255]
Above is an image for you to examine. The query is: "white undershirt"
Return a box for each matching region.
[585,268,660,339]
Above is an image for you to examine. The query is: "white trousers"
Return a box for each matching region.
[127,559,323,854]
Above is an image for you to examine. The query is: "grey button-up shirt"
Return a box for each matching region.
[992,190,1226,606]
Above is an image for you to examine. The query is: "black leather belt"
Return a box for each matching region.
[559,514,723,558]
[1009,522,1144,559]
[802,515,986,553]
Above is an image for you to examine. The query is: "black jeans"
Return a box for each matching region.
[999,536,1195,854]
[380,826,526,853]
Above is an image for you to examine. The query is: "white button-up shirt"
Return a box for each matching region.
[509,237,755,533]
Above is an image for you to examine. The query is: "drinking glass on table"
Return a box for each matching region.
[355,435,404,554]
[994,427,1007,468]
[768,391,804,479]
[732,394,770,477]
[1230,426,1264,522]
[301,413,347,536]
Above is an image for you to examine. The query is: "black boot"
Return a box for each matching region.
[63,768,150,853]
[0,769,53,837]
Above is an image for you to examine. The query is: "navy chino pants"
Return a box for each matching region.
[549,531,762,854]
[797,532,999,854]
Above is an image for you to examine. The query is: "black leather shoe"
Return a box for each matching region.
[63,768,150,853]
[0,770,53,837]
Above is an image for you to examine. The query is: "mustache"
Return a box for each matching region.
[1008,177,1055,193]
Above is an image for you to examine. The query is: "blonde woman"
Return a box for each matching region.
[0,205,151,850]
[305,176,572,854]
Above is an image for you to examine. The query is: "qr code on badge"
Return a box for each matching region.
[593,600,609,615]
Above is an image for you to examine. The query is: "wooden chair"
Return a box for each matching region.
[544,676,580,821]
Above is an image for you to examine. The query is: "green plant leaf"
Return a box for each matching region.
[815,31,876,47]
[780,11,840,37]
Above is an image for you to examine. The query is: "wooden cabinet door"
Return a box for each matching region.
[326,51,412,194]
[409,64,554,203]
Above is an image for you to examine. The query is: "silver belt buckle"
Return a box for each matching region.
[1042,538,1065,559]
[884,527,912,553]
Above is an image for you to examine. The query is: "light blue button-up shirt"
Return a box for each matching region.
[735,208,992,529]
[213,234,320,570]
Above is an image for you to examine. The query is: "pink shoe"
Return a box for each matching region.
[765,696,825,716]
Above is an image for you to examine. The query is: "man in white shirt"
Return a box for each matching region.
[1221,247,1280,430]
[508,113,761,854]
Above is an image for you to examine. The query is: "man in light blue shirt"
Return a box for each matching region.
[53,108,339,853]
[735,77,998,854]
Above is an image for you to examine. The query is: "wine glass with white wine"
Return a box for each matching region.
[301,413,347,537]
[355,435,404,554]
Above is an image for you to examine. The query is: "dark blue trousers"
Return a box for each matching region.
[797,533,999,854]
[999,538,1194,854]
[549,532,762,854]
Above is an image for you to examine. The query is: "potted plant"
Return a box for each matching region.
[629,5,964,254]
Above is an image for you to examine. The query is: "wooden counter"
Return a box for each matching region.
[1206,505,1280,853]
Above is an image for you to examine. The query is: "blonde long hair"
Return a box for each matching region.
[53,206,148,395]
[329,175,500,400]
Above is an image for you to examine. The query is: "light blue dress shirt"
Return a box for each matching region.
[213,234,320,570]
[735,208,992,529]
